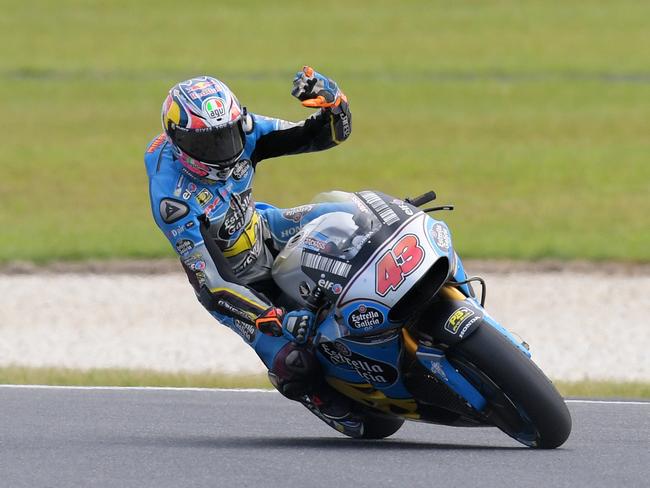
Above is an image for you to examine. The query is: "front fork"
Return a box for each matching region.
[401,279,530,414]
[402,327,487,412]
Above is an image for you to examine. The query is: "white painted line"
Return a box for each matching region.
[565,399,649,406]
[0,385,648,405]
[0,384,276,393]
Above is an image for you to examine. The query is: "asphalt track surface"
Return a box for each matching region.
[0,387,648,488]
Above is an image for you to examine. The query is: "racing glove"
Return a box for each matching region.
[255,307,316,344]
[291,66,347,109]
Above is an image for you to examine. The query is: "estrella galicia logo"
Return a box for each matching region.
[319,342,398,386]
[233,319,257,343]
[159,198,189,224]
[232,159,250,180]
[218,189,252,240]
[347,305,385,330]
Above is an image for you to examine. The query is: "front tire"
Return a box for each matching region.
[448,323,571,448]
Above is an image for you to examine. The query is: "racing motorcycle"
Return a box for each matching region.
[270,190,572,449]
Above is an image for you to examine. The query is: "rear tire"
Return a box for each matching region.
[449,323,571,448]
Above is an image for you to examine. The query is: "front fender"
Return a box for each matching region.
[425,286,530,357]
[420,286,483,346]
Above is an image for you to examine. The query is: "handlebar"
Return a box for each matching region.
[405,190,437,207]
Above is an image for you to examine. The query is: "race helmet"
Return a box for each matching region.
[162,76,246,179]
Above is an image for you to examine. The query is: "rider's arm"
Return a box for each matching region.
[148,183,290,368]
[250,67,351,164]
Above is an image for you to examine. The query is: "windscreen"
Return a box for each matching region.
[306,192,383,261]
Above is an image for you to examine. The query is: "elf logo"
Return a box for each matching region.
[318,275,343,295]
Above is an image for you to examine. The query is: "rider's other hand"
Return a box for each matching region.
[291,66,346,109]
[282,309,316,344]
[255,307,284,337]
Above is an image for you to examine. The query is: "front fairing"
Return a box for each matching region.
[314,315,417,413]
[272,190,457,337]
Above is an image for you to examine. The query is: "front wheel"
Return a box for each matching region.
[448,323,571,448]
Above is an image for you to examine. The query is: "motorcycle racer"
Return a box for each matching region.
[144,67,361,434]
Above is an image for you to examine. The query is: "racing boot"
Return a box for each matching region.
[268,342,319,400]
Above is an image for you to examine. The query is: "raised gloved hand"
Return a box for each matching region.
[255,307,316,344]
[291,66,347,109]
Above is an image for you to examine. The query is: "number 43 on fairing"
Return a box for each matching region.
[375,234,425,296]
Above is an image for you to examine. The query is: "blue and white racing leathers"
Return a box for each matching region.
[144,104,351,369]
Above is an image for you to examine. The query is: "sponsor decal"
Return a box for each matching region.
[347,305,385,330]
[231,159,250,180]
[183,182,198,200]
[459,316,481,338]
[159,198,189,224]
[319,342,398,386]
[217,299,255,322]
[233,319,257,343]
[375,234,425,296]
[166,220,195,239]
[303,237,327,251]
[358,191,399,226]
[318,275,343,295]
[196,189,214,207]
[175,239,194,255]
[188,86,218,100]
[166,224,185,238]
[391,198,414,216]
[282,204,314,223]
[280,226,300,239]
[203,197,222,216]
[444,307,475,335]
[339,111,351,138]
[203,97,227,120]
[431,223,451,252]
[218,190,252,239]
[301,252,352,278]
[182,253,207,286]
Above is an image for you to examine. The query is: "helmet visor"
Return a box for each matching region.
[170,120,245,167]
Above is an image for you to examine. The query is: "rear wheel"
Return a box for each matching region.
[448,323,571,448]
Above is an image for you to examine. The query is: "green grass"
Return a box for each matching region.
[1,367,647,399]
[0,367,271,390]
[1,0,649,262]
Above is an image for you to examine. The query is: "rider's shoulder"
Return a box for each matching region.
[144,133,168,157]
[144,134,175,177]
